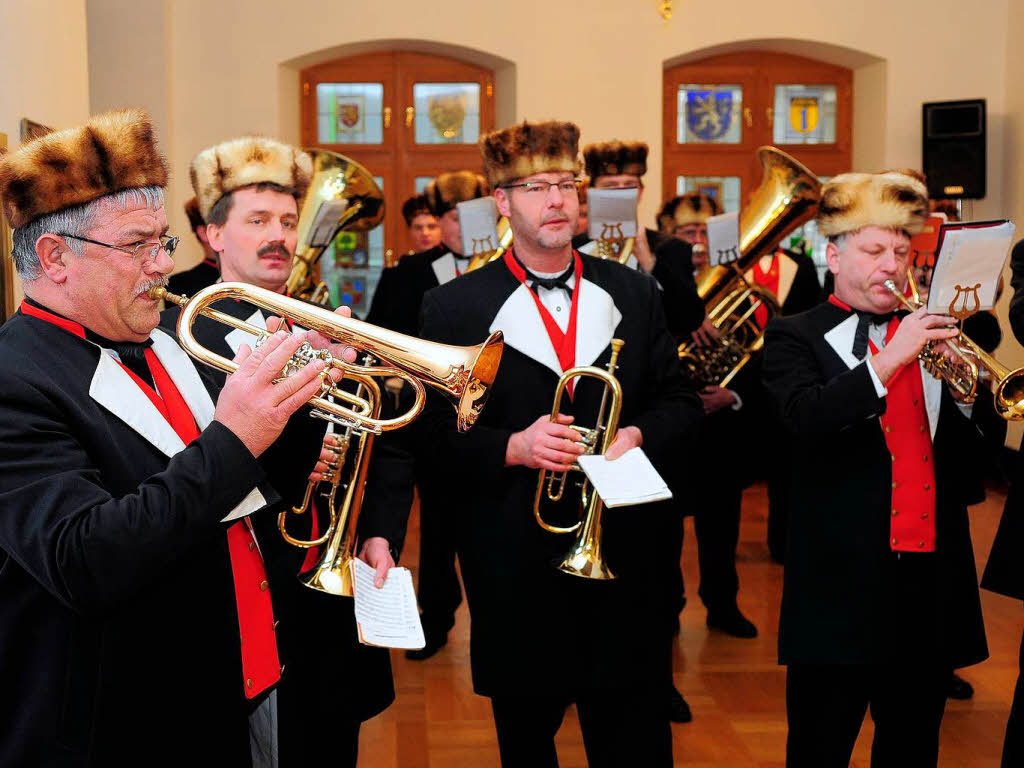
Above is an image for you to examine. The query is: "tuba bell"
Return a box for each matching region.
[677,147,821,387]
[287,150,385,305]
[534,339,624,580]
[151,281,504,434]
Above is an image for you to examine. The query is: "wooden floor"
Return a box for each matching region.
[357,483,1022,767]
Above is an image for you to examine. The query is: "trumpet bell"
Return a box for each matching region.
[557,542,615,580]
[994,369,1024,421]
[298,560,354,596]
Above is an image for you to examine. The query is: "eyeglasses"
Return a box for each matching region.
[502,179,581,197]
[56,233,180,263]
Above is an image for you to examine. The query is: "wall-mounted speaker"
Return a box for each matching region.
[922,99,986,199]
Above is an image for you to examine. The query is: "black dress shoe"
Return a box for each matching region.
[668,684,693,723]
[948,672,974,700]
[405,635,448,661]
[706,609,758,639]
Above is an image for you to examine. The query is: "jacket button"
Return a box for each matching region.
[921,512,929,519]
[924,483,931,491]
[919,425,926,433]
[891,454,896,462]
[259,580,269,591]
[891,537,898,546]
[892,481,898,490]
[884,425,892,433]
[923,455,929,462]
[246,678,254,689]
[918,541,925,548]
[273,620,280,630]
[913,399,919,406]
[891,508,898,516]
[248,541,255,552]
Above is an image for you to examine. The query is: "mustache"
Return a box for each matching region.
[541,213,569,225]
[137,276,168,296]
[258,243,291,259]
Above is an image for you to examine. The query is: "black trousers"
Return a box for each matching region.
[1003,608,1024,768]
[692,474,742,615]
[490,689,672,768]
[416,488,463,640]
[786,663,950,768]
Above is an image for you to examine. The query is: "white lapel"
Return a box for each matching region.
[89,351,186,458]
[224,308,266,355]
[777,252,798,306]
[431,252,458,285]
[823,313,862,371]
[489,284,563,376]
[150,329,216,430]
[921,363,941,438]
[575,277,621,368]
[578,240,597,256]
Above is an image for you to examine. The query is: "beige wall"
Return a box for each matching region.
[0,0,91,305]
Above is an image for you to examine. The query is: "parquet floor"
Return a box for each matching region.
[357,483,1021,767]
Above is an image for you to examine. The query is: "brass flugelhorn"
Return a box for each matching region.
[466,216,514,272]
[534,339,624,580]
[278,364,381,596]
[593,223,635,265]
[151,281,504,433]
[884,272,1024,421]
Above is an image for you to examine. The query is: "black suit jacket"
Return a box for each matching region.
[0,309,290,766]
[365,244,453,337]
[362,253,703,696]
[166,258,219,298]
[573,228,704,338]
[161,299,397,724]
[762,302,988,668]
[982,239,1024,600]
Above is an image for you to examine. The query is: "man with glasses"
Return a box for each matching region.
[0,109,351,766]
[362,120,702,766]
[164,135,401,768]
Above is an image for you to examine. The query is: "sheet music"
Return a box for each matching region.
[927,221,1014,313]
[457,196,500,257]
[350,558,425,649]
[577,447,673,508]
[587,188,638,240]
[307,199,350,247]
[706,211,740,267]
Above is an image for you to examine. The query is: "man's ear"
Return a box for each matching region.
[35,234,72,284]
[825,240,841,275]
[494,188,511,219]
[204,222,225,254]
[196,224,210,247]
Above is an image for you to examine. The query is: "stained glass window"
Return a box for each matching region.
[676,85,743,144]
[413,83,481,144]
[316,83,385,144]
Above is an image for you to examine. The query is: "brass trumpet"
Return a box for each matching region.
[884,274,1024,421]
[466,216,514,272]
[151,281,504,433]
[278,366,381,596]
[592,223,635,265]
[534,339,624,580]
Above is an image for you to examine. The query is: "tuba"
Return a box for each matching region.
[151,281,504,434]
[885,272,1024,421]
[677,147,821,387]
[279,364,381,596]
[287,150,385,305]
[534,339,624,580]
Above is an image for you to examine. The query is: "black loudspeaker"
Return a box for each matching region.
[922,99,986,199]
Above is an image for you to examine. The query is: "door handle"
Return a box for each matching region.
[743,107,753,128]
[405,107,415,128]
[383,107,392,129]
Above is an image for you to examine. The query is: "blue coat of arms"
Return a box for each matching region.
[686,90,734,141]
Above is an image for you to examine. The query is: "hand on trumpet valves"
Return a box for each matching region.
[358,536,395,589]
[214,331,335,458]
[268,306,360,365]
[868,306,960,386]
[308,434,343,482]
[690,315,720,348]
[604,425,643,460]
[505,413,586,471]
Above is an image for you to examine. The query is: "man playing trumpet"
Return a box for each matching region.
[762,170,989,767]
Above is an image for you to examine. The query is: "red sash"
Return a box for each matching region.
[751,252,781,328]
[21,300,282,696]
[503,250,583,392]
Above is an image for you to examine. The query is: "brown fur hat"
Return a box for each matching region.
[0,108,168,229]
[401,193,433,226]
[424,171,489,217]
[480,120,582,187]
[190,136,313,220]
[817,171,929,238]
[583,141,648,180]
[657,193,719,233]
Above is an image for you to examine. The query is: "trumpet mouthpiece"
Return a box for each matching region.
[148,285,168,300]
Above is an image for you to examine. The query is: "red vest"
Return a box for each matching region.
[751,252,781,328]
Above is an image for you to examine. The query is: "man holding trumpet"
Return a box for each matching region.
[762,170,989,767]
[0,110,358,766]
[363,119,702,766]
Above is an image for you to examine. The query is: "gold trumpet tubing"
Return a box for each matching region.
[154,281,503,434]
[544,426,598,503]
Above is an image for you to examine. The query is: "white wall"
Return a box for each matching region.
[80,0,1013,273]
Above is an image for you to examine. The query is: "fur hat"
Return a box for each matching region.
[0,108,168,229]
[183,196,205,232]
[583,141,648,180]
[480,120,582,188]
[424,171,489,217]
[657,193,719,234]
[190,136,313,221]
[401,193,432,226]
[817,171,929,238]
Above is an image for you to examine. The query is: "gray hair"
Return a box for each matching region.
[11,185,165,280]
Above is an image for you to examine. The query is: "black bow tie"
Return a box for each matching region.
[852,310,905,360]
[526,264,574,297]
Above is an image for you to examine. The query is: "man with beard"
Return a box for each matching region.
[163,135,402,768]
[0,109,350,766]
[363,120,703,766]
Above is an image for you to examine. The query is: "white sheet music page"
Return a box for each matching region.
[927,221,1014,313]
[576,447,673,508]
[350,559,425,649]
[706,211,741,267]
